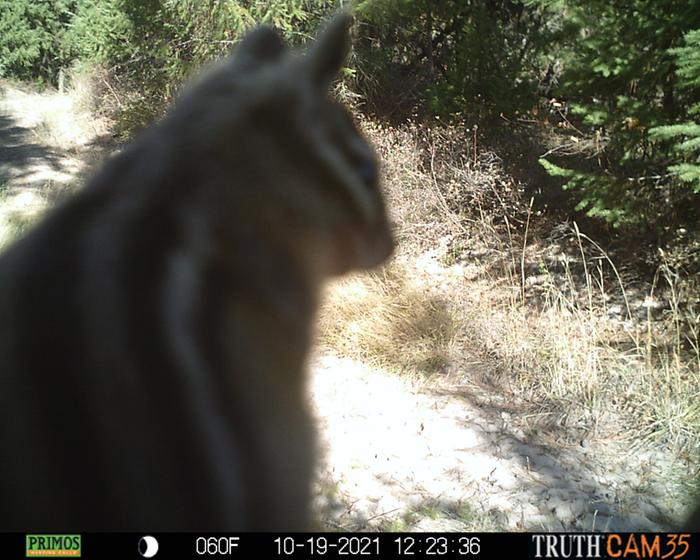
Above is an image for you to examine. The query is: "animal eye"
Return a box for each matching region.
[359,159,377,186]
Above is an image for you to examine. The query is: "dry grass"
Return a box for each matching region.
[18,71,110,151]
[319,264,457,377]
[460,267,700,450]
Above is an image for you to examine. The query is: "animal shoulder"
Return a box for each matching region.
[0,13,393,531]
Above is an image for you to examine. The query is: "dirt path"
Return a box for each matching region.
[312,359,676,531]
[0,83,691,532]
[0,81,109,247]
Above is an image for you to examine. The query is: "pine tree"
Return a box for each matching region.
[355,0,550,118]
[538,0,700,229]
[649,29,700,194]
[0,0,74,82]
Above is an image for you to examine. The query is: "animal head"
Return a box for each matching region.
[171,13,394,277]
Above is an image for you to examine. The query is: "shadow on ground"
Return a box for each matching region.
[311,352,684,532]
[0,115,69,187]
[431,376,678,531]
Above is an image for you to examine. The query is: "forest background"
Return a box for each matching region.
[2,0,699,233]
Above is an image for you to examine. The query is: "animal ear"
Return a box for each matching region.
[233,26,286,70]
[305,12,352,88]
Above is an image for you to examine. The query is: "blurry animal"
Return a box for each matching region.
[0,13,393,531]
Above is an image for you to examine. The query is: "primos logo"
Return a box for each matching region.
[26,535,81,557]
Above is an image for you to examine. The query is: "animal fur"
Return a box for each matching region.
[0,14,393,531]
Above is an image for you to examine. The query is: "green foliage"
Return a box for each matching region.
[1,0,698,234]
[150,0,337,82]
[649,29,700,194]
[354,0,550,118]
[63,0,133,64]
[102,0,340,133]
[539,158,650,226]
[538,1,700,229]
[0,0,74,82]
[0,0,338,126]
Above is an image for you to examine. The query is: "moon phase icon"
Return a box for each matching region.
[139,535,159,558]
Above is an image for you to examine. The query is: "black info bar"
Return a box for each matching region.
[3,531,699,560]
